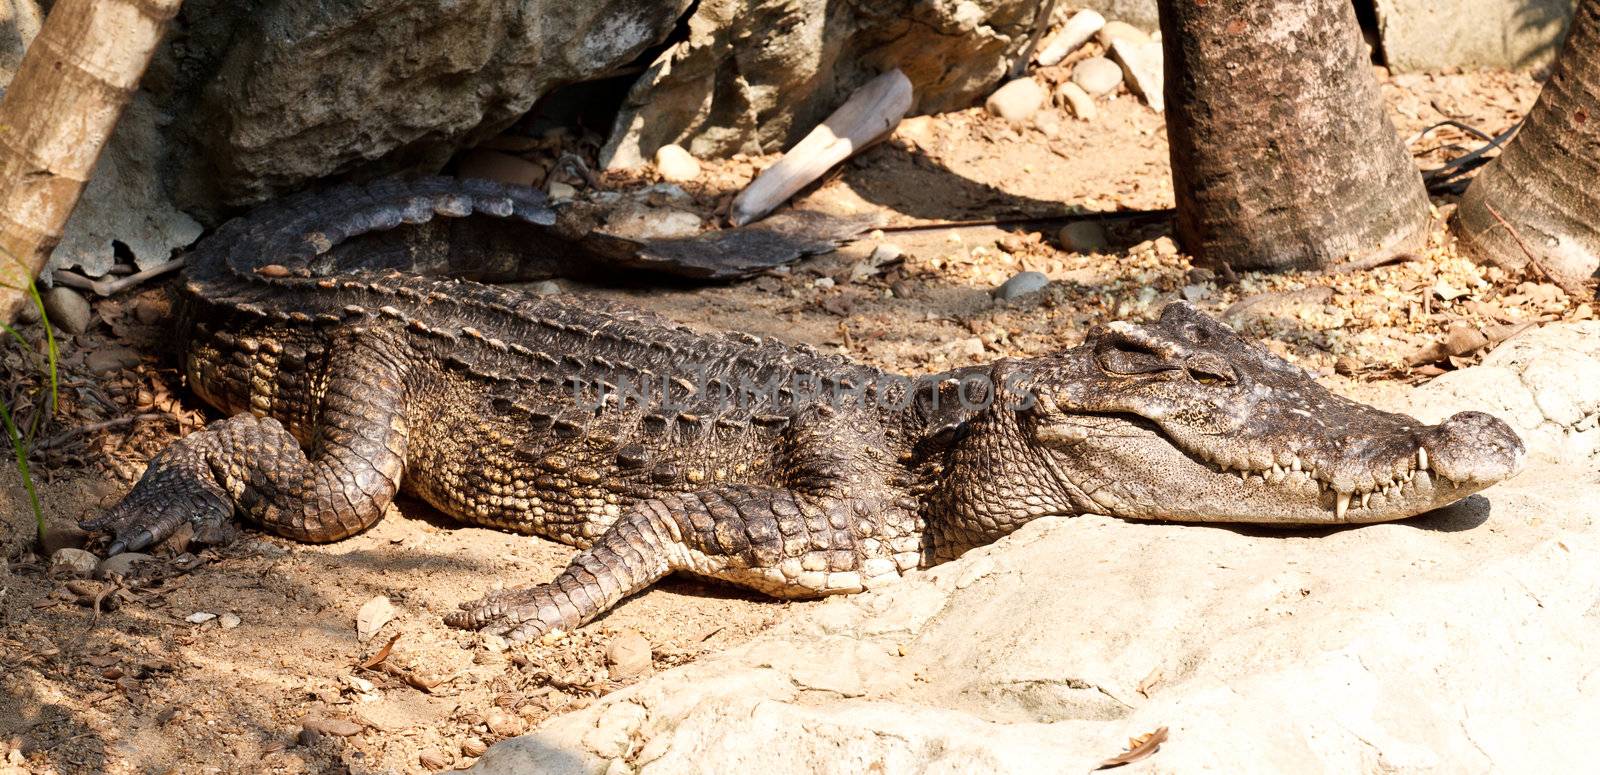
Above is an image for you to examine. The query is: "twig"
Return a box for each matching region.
[880,207,1175,234]
[1011,0,1061,78]
[1406,119,1494,146]
[1421,121,1521,187]
[52,257,186,298]
[35,413,166,451]
[1482,202,1588,297]
[1316,252,1419,276]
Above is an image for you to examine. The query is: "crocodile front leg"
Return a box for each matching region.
[83,331,411,553]
[447,484,911,642]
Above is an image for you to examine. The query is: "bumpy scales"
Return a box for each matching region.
[85,177,1527,642]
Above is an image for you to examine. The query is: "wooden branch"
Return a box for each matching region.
[729,69,913,227]
[0,0,182,325]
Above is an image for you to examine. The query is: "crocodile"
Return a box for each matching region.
[82,176,1527,642]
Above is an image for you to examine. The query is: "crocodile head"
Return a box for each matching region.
[937,302,1524,533]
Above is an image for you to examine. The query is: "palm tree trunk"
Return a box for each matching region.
[1453,0,1600,292]
[1158,0,1430,272]
[0,0,182,325]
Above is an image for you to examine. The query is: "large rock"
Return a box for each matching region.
[471,323,1600,773]
[1375,0,1574,72]
[170,0,693,208]
[600,0,1047,169]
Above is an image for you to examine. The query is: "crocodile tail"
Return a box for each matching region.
[187,175,877,287]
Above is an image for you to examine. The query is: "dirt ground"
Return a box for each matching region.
[0,59,1587,774]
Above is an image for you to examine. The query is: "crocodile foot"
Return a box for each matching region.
[81,437,235,555]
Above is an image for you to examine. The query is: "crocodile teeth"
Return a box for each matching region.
[1417,448,1428,471]
[1335,491,1351,521]
[1360,492,1370,510]
[1291,457,1302,472]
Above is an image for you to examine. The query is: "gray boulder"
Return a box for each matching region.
[169,0,693,208]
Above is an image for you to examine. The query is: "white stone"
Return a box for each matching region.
[1055,82,1096,120]
[547,181,577,201]
[653,144,702,182]
[1111,38,1165,112]
[1070,56,1123,97]
[1035,10,1105,67]
[984,78,1048,127]
[1097,20,1150,48]
[186,612,218,624]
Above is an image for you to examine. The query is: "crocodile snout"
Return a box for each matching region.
[1425,411,1526,486]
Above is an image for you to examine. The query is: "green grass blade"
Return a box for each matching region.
[0,398,44,542]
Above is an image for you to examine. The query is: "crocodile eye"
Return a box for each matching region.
[1097,339,1176,376]
[1189,368,1229,385]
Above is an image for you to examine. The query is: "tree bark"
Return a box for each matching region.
[1158,0,1430,272]
[1453,0,1600,292]
[0,0,182,325]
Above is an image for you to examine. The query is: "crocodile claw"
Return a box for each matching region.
[81,448,234,556]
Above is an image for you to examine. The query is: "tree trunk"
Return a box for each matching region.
[1158,0,1430,271]
[0,0,181,325]
[1453,0,1600,292]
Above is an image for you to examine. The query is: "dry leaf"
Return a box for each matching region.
[1094,726,1169,770]
[356,595,397,643]
[358,632,402,670]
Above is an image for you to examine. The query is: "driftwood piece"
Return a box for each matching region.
[0,0,181,325]
[729,69,913,227]
[1036,9,1106,67]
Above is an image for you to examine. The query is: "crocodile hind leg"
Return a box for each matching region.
[82,332,411,554]
[446,485,912,642]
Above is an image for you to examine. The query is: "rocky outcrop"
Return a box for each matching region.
[168,0,693,209]
[470,322,1600,774]
[600,0,1048,169]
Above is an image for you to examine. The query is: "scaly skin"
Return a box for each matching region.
[83,177,1527,642]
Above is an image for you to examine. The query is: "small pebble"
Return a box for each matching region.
[1055,82,1096,120]
[485,708,525,737]
[1153,236,1179,256]
[530,280,563,295]
[42,286,91,335]
[461,737,489,757]
[653,144,702,182]
[419,750,452,770]
[95,552,156,579]
[186,612,218,624]
[606,629,653,680]
[547,181,577,201]
[985,78,1048,127]
[1058,221,1109,253]
[86,346,141,375]
[50,548,98,577]
[1071,56,1123,97]
[870,243,904,265]
[220,613,242,630]
[992,271,1050,301]
[813,276,836,289]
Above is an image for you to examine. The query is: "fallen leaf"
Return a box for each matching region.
[1094,726,1169,770]
[358,633,402,670]
[356,595,397,643]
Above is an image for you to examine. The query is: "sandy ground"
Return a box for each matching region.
[0,62,1589,774]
